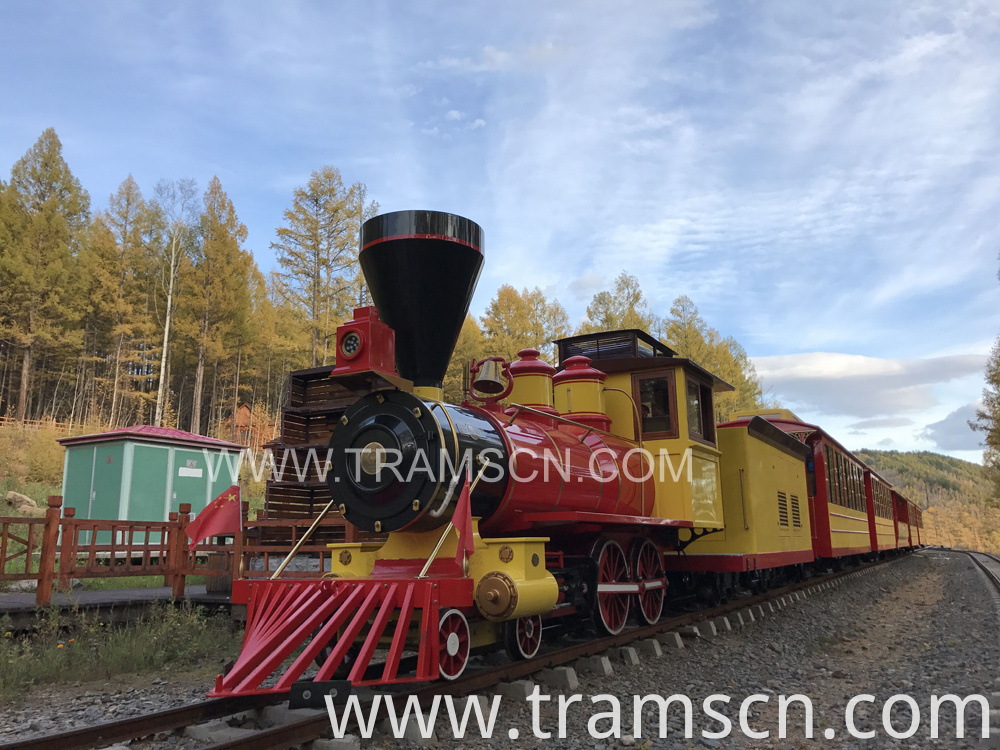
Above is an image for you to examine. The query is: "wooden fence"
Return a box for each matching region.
[0,496,351,607]
[0,416,72,432]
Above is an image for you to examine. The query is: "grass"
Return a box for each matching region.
[80,574,208,591]
[0,602,242,702]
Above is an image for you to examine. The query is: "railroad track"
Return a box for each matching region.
[4,555,903,750]
[963,549,1000,591]
[0,693,285,750]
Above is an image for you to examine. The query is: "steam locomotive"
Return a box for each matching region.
[210,210,924,700]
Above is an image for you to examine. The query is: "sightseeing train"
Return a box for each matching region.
[210,210,925,700]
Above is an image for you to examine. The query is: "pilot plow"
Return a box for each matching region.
[211,576,475,697]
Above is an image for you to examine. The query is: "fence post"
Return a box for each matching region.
[34,496,63,607]
[233,500,249,582]
[172,503,191,598]
[165,511,179,589]
[57,507,77,593]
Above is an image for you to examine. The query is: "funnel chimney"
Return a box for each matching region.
[360,210,483,399]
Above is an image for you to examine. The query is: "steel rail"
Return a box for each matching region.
[205,555,904,750]
[964,549,1000,591]
[10,554,906,750]
[0,693,285,750]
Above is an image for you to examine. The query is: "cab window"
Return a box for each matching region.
[633,371,677,438]
[686,377,715,445]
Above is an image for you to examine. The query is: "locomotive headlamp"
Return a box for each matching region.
[340,331,362,359]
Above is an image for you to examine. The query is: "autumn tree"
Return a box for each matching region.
[577,272,660,336]
[481,285,569,363]
[271,167,378,366]
[151,178,198,427]
[663,295,768,421]
[179,177,253,434]
[973,330,1000,497]
[443,314,487,403]
[92,176,157,425]
[0,129,90,421]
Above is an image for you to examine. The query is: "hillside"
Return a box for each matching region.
[855,449,999,554]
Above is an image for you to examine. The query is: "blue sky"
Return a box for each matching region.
[2,1,998,462]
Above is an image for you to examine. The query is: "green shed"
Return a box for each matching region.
[58,426,245,524]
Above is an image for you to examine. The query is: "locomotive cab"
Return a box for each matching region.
[554,329,731,529]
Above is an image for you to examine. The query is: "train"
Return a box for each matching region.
[210,209,925,701]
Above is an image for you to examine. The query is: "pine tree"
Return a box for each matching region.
[577,272,661,336]
[271,167,377,366]
[663,295,768,421]
[443,314,487,403]
[0,129,90,422]
[180,177,252,434]
[151,179,198,427]
[481,285,569,362]
[973,337,1000,496]
[101,176,152,426]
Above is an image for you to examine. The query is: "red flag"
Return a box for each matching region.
[453,475,475,566]
[186,485,241,544]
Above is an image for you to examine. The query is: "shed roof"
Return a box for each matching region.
[58,425,245,451]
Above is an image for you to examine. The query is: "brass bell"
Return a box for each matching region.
[474,359,505,395]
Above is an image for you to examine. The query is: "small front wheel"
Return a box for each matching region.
[503,614,543,660]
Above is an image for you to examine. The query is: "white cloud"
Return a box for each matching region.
[753,352,986,418]
[445,110,465,121]
[921,402,984,452]
[471,118,486,129]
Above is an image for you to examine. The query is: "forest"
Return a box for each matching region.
[0,129,770,438]
[857,449,1000,554]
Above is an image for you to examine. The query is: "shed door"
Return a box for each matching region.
[91,443,125,520]
[129,445,170,521]
[62,445,96,518]
[172,448,211,514]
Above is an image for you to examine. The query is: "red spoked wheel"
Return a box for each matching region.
[502,614,543,660]
[438,608,470,680]
[591,538,632,635]
[631,538,666,625]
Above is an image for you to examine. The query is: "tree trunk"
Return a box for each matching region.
[16,345,31,423]
[208,360,219,438]
[191,341,206,435]
[109,332,126,428]
[231,345,241,441]
[154,241,179,428]
[0,346,9,417]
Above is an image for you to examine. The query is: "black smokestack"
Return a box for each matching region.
[359,210,483,391]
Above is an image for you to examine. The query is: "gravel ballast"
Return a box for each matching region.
[374,550,999,749]
[1,550,996,749]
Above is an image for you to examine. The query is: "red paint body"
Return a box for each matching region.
[477,408,656,535]
[863,469,894,552]
[331,306,398,378]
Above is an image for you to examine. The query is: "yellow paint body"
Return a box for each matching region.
[326,520,558,626]
[873,515,896,550]
[683,426,813,561]
[413,385,444,401]
[603,373,639,440]
[470,537,559,619]
[509,372,555,409]
[828,505,870,550]
[553,377,605,417]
